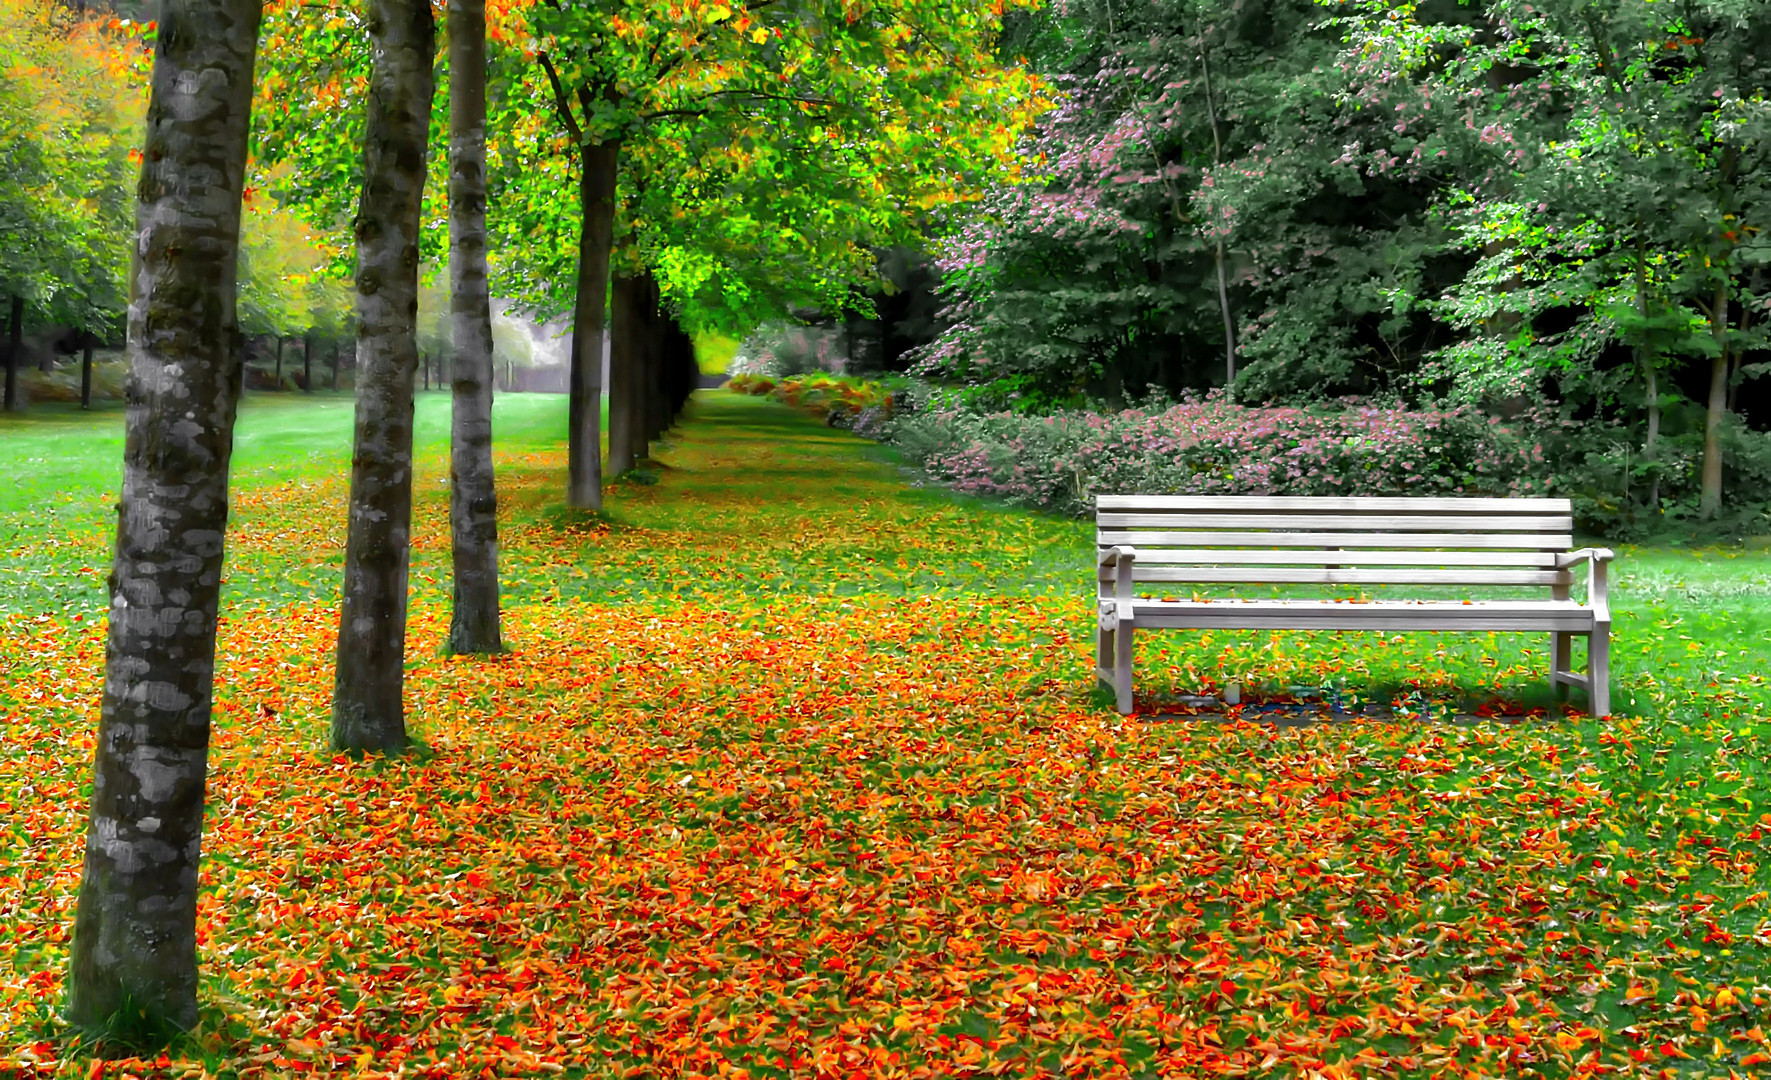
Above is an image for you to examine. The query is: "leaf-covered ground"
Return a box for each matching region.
[2,391,1769,1078]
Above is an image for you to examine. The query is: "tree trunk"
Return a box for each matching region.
[1635,240,1660,509]
[3,294,19,411]
[665,315,695,425]
[1196,24,1236,387]
[1699,149,1737,521]
[608,268,640,474]
[274,335,283,387]
[566,140,618,508]
[1700,274,1729,520]
[331,342,340,390]
[447,0,502,655]
[65,0,260,1037]
[81,335,93,409]
[646,276,668,444]
[1727,311,1750,413]
[303,333,312,391]
[332,0,436,754]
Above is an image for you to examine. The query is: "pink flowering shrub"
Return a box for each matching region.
[887,393,1557,516]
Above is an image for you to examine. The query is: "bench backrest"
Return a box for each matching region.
[1096,495,1576,593]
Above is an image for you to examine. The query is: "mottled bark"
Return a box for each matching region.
[608,268,641,475]
[65,0,261,1036]
[332,0,436,753]
[81,335,93,409]
[6,294,23,411]
[566,140,618,508]
[446,0,502,655]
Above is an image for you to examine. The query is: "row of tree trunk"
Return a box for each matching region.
[264,334,343,391]
[62,0,512,1038]
[63,0,706,1039]
[608,269,699,474]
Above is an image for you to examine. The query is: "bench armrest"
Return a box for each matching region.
[1098,545,1138,568]
[1098,546,1137,624]
[1554,547,1616,569]
[1556,547,1614,621]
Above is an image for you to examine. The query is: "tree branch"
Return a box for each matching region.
[537,51,583,144]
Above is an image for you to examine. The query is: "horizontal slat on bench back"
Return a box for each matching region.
[1093,498,1577,590]
[1096,495,1572,513]
[1097,512,1571,532]
[1105,566,1570,586]
[1096,530,1574,550]
[1124,549,1559,567]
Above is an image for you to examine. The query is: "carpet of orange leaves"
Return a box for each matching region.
[1,393,1768,1079]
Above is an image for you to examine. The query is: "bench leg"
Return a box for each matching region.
[1096,621,1114,694]
[1113,623,1135,715]
[1587,627,1611,717]
[1550,632,1572,704]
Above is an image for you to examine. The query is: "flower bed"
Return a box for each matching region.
[726,372,897,425]
[886,393,1556,516]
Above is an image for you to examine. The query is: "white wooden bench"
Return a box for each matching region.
[1095,496,1612,716]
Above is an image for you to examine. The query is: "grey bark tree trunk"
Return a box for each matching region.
[3,294,19,411]
[608,268,641,475]
[447,0,502,655]
[81,335,94,409]
[65,0,261,1037]
[566,140,618,508]
[332,0,436,753]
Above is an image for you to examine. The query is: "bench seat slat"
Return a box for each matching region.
[1096,495,1573,512]
[1105,566,1570,586]
[1123,598,1595,633]
[1110,549,1560,567]
[1096,512,1573,531]
[1096,530,1574,550]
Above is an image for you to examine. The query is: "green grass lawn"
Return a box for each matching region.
[3,390,1769,1077]
[6,389,1765,720]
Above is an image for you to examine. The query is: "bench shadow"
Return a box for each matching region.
[1133,685,1558,726]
